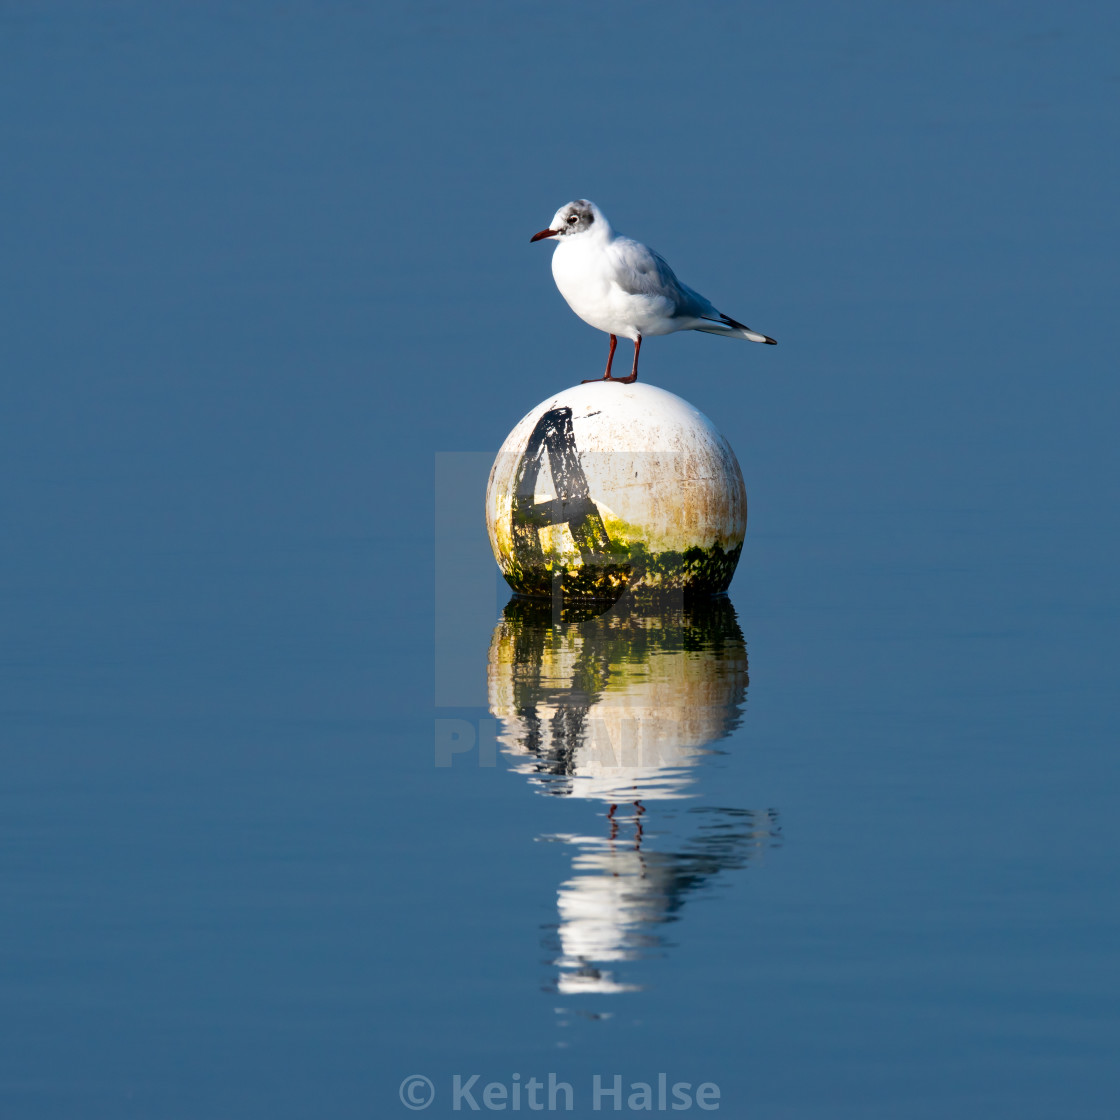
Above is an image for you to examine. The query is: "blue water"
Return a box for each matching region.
[2,2,1118,1117]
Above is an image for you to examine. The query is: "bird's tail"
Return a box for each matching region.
[694,313,777,345]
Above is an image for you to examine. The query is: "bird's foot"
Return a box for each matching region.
[582,374,619,384]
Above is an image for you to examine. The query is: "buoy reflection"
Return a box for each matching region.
[488,595,748,802]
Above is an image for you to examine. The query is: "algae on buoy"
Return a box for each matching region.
[486,382,746,600]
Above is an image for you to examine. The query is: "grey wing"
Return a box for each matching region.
[610,238,717,319]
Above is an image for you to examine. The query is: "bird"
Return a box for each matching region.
[530,199,776,384]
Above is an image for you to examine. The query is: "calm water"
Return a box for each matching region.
[2,2,1118,1117]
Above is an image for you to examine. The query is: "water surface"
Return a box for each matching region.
[2,2,1118,1117]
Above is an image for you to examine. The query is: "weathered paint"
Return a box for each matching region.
[486,383,747,599]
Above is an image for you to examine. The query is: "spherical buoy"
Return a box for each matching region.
[486,382,746,600]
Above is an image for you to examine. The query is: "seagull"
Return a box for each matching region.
[531,199,776,384]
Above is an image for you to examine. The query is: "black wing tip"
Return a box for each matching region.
[722,314,778,344]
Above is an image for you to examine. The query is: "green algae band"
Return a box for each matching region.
[486,383,747,599]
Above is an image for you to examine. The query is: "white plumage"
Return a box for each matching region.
[531,199,776,383]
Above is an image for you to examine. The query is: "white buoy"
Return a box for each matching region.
[486,382,746,599]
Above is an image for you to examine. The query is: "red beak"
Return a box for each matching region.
[530,228,559,242]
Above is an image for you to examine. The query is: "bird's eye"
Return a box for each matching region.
[567,214,578,223]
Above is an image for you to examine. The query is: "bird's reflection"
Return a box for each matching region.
[487,595,780,995]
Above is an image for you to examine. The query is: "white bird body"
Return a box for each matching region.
[532,199,775,383]
[551,226,678,341]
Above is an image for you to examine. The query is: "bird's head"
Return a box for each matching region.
[530,199,605,243]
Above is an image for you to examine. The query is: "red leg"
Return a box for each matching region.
[615,335,641,384]
[582,334,618,384]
